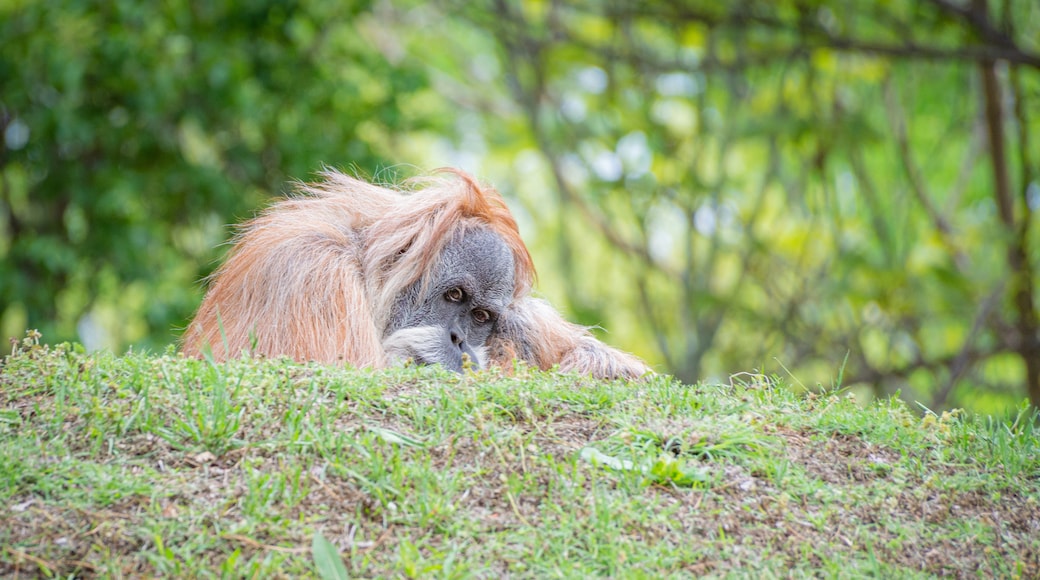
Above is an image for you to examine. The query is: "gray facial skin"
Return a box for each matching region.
[383,228,515,372]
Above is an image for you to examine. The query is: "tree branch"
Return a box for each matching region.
[882,77,969,271]
[931,284,1004,409]
[977,29,1040,407]
[924,0,1017,49]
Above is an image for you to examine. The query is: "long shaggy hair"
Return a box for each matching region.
[182,169,649,380]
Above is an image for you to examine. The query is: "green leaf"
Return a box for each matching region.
[648,454,709,487]
[312,532,349,580]
[366,425,425,448]
[579,446,638,471]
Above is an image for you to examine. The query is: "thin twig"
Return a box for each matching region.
[7,548,59,574]
[883,76,968,270]
[931,284,1004,409]
[221,533,310,554]
[505,491,533,527]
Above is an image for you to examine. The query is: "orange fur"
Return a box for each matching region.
[182,169,649,380]
[487,298,649,380]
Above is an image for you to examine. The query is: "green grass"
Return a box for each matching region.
[1,334,1038,578]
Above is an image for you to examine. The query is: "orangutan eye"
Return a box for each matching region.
[472,309,491,324]
[445,287,464,302]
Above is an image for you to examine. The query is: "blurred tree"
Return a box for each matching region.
[417,0,1039,411]
[0,0,440,350]
[3,0,1038,414]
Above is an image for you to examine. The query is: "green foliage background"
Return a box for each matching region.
[2,0,1038,414]
[0,0,440,347]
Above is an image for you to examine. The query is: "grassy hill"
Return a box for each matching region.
[2,334,1038,578]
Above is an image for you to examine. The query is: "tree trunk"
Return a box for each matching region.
[978,59,1040,408]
